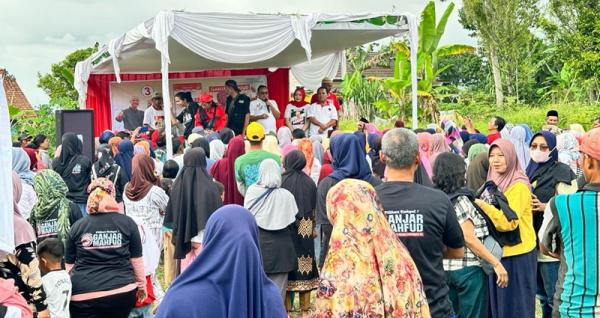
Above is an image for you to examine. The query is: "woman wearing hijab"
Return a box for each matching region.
[262,135,281,157]
[442,119,464,155]
[474,139,536,318]
[108,136,122,157]
[208,139,226,161]
[244,159,298,301]
[462,139,480,160]
[417,132,433,178]
[433,153,508,317]
[164,148,222,268]
[316,179,430,317]
[123,154,168,249]
[353,131,373,169]
[23,148,39,172]
[557,132,581,176]
[277,126,293,148]
[298,138,320,184]
[519,124,534,145]
[525,131,576,317]
[429,133,451,169]
[12,147,38,220]
[508,125,531,170]
[0,173,49,317]
[114,140,134,183]
[191,137,215,171]
[155,205,287,318]
[281,151,319,314]
[92,148,128,203]
[52,133,92,217]
[316,133,381,268]
[466,152,490,192]
[218,128,235,145]
[284,87,309,133]
[311,136,324,162]
[367,134,385,179]
[30,170,82,244]
[210,136,246,205]
[467,143,488,164]
[66,178,146,318]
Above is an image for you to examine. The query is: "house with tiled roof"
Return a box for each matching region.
[1,68,32,110]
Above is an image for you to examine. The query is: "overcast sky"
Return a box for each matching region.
[0,0,475,106]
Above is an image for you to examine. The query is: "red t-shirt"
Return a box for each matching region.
[194,104,227,132]
[487,132,501,145]
[310,92,341,111]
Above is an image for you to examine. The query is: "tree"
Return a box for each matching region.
[37,43,98,102]
[374,1,475,122]
[437,52,488,89]
[545,0,600,101]
[460,0,541,106]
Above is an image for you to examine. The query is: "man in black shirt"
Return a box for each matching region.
[375,128,465,318]
[224,80,250,135]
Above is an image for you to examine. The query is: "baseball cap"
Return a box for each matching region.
[580,128,600,160]
[198,93,213,104]
[246,122,265,142]
[152,92,162,99]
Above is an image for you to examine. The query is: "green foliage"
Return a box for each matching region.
[439,102,599,133]
[11,97,78,150]
[37,44,98,102]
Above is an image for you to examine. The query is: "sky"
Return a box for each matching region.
[0,0,476,107]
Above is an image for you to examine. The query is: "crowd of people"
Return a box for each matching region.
[2,77,600,318]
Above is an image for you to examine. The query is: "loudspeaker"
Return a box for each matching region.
[55,110,95,160]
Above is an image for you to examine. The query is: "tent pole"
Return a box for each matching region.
[0,75,15,254]
[408,14,419,129]
[162,55,174,159]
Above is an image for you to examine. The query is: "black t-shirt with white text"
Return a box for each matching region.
[176,102,200,138]
[65,213,142,295]
[376,181,464,318]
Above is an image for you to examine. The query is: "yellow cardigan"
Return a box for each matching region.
[478,182,536,257]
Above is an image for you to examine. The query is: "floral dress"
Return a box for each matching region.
[315,179,430,318]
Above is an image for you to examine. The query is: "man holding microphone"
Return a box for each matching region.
[249,85,280,134]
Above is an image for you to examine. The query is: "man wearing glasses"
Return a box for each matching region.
[249,85,280,134]
[115,96,145,131]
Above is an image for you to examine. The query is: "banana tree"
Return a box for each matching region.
[375,1,475,123]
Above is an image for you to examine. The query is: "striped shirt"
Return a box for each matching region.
[546,184,600,318]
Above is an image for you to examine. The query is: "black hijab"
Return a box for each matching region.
[219,128,235,145]
[466,152,489,192]
[53,133,83,175]
[164,148,223,259]
[191,137,211,158]
[281,150,317,218]
[93,147,117,178]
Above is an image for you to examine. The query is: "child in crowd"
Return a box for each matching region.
[161,159,180,287]
[214,180,225,201]
[160,160,179,196]
[37,238,71,318]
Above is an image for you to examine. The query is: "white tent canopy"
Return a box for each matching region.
[75,11,419,156]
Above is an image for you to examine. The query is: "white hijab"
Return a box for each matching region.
[209,140,226,161]
[243,159,297,230]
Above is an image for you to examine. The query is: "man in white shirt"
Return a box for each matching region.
[249,85,280,134]
[143,94,165,130]
[307,87,338,137]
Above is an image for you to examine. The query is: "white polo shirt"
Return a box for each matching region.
[307,102,338,137]
[249,99,277,134]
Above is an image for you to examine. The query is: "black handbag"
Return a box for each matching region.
[475,181,522,246]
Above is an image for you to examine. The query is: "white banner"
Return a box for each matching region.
[0,75,15,254]
[109,75,267,131]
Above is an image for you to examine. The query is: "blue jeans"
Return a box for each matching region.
[537,261,559,318]
[77,203,88,217]
[446,266,488,318]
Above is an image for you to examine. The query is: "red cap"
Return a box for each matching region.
[198,93,213,103]
[580,128,600,160]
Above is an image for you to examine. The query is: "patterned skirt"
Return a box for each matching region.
[287,217,319,291]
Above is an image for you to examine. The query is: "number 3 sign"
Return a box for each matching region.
[141,86,154,97]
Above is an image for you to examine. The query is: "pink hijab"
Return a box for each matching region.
[12,172,37,247]
[417,133,433,177]
[429,133,450,169]
[487,139,531,192]
[281,144,298,157]
[365,123,382,136]
[0,278,32,317]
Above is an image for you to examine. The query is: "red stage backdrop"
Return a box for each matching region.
[86,68,290,136]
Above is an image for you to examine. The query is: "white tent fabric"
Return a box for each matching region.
[0,75,15,255]
[75,11,418,156]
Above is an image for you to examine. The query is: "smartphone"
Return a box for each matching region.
[139,127,149,134]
